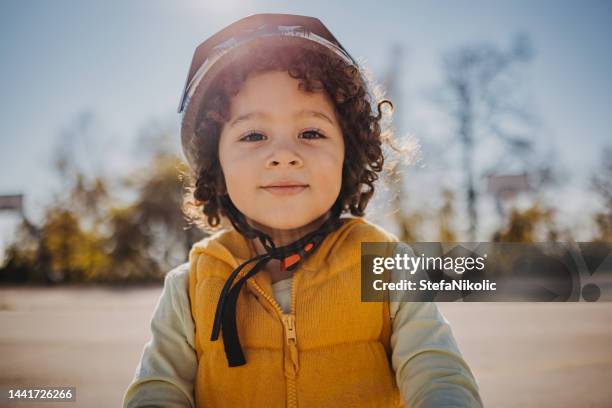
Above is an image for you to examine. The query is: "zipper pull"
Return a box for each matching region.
[282,314,297,344]
[281,314,299,378]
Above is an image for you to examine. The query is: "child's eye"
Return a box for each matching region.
[240,132,266,142]
[300,129,326,139]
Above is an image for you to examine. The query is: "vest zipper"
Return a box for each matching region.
[287,270,299,408]
[250,275,299,408]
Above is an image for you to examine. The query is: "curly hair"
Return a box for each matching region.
[182,44,397,233]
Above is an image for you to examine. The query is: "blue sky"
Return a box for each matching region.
[1,0,611,245]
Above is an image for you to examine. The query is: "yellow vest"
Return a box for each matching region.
[188,217,404,408]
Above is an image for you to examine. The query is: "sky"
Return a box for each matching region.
[1,0,611,249]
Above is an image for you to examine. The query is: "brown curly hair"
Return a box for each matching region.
[182,44,397,233]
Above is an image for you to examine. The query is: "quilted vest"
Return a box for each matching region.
[188,217,404,407]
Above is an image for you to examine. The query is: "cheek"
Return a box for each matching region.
[219,149,258,200]
[310,148,344,191]
[223,159,253,191]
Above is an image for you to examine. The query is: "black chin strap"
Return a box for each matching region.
[210,202,343,367]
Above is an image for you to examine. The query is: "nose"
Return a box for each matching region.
[265,142,304,169]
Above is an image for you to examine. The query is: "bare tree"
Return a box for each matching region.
[439,33,536,239]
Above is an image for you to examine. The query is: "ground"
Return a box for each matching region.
[0,285,611,407]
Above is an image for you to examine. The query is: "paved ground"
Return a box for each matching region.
[0,285,611,407]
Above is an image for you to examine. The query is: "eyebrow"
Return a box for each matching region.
[229,109,335,127]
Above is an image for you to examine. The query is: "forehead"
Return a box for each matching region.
[229,70,336,117]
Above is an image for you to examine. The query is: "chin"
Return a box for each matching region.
[261,218,310,231]
[248,213,315,231]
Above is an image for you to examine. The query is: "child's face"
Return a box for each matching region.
[218,70,345,231]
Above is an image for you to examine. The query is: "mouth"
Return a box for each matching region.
[261,182,309,196]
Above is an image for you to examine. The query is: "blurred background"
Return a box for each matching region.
[1,1,611,407]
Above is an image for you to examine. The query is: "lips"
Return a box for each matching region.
[261,180,309,196]
[262,180,308,188]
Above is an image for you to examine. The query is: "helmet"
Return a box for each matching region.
[177,13,361,171]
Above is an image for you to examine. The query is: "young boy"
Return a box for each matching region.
[123,14,482,407]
